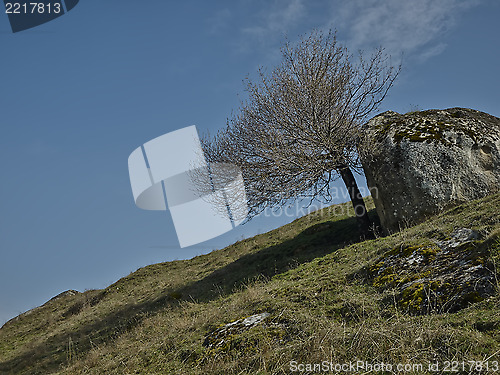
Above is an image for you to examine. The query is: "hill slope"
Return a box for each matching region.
[1,194,499,374]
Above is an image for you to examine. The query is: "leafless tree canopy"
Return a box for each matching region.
[197,30,400,223]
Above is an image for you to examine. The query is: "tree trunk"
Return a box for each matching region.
[338,166,373,238]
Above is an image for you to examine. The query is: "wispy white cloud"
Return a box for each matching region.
[416,42,447,62]
[334,0,481,61]
[242,0,305,42]
[224,0,480,63]
[207,8,232,35]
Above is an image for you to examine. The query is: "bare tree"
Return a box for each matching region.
[197,30,400,237]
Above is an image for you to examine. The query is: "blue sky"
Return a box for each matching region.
[1,0,499,325]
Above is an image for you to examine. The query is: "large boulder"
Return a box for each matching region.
[360,107,500,233]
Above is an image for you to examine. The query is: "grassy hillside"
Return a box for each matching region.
[1,194,499,374]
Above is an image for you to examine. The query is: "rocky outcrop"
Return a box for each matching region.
[202,311,291,356]
[360,108,500,233]
[358,228,497,315]
[48,289,80,302]
[203,312,271,349]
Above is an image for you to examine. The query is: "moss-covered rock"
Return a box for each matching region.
[359,228,497,315]
[360,108,500,233]
[203,312,275,352]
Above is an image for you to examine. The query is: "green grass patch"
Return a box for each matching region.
[1,194,499,374]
